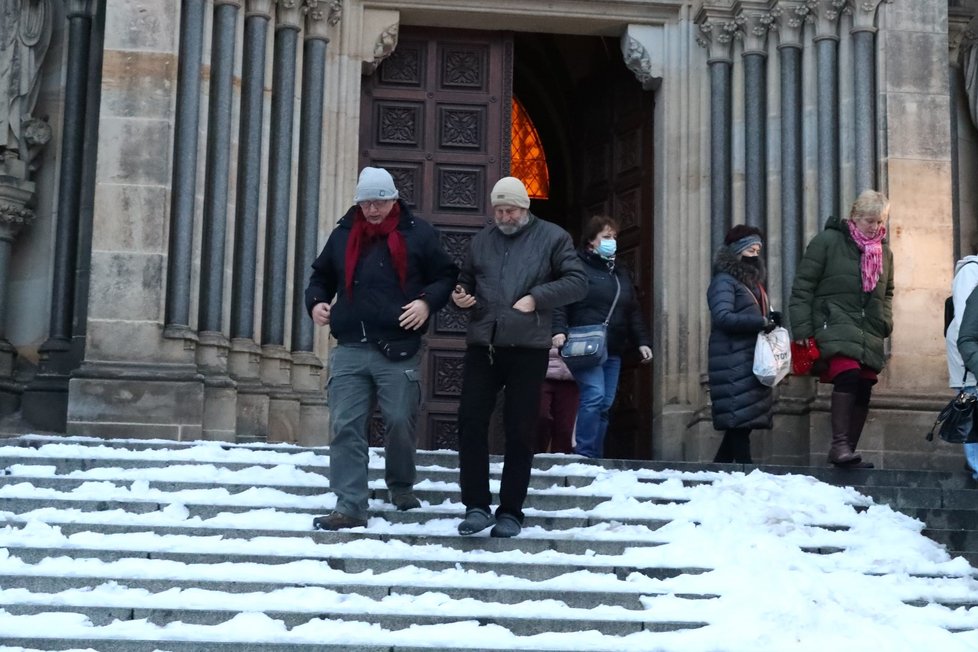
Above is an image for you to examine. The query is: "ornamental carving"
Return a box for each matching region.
[430,416,459,451]
[441,47,484,89]
[439,108,482,149]
[438,167,481,211]
[0,198,35,232]
[377,103,421,146]
[386,164,419,207]
[439,229,475,268]
[379,41,422,85]
[622,35,656,91]
[366,24,399,74]
[432,353,465,398]
[435,303,469,334]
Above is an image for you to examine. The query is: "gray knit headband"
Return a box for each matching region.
[729,235,762,255]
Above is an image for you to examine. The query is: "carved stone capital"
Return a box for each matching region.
[952,15,978,68]
[695,7,743,63]
[65,0,95,19]
[212,0,243,8]
[365,24,398,74]
[773,0,817,47]
[303,0,338,40]
[276,0,303,28]
[737,4,777,55]
[851,0,883,32]
[244,0,274,19]
[621,25,662,91]
[0,179,37,241]
[813,0,850,41]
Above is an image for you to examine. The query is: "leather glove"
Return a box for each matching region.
[762,318,777,334]
[769,310,782,327]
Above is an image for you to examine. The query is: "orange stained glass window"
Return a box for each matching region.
[510,97,550,199]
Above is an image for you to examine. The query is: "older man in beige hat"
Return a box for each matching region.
[450,176,586,538]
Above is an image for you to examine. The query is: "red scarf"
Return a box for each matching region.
[344,202,407,298]
[847,219,886,292]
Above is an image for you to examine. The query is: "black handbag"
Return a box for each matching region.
[926,375,978,444]
[560,275,620,371]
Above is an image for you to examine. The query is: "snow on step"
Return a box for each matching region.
[0,436,976,651]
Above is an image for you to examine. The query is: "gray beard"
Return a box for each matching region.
[495,214,529,235]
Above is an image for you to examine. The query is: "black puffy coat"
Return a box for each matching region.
[553,250,651,356]
[707,249,773,430]
[304,200,458,345]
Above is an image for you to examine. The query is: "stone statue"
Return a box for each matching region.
[0,0,53,171]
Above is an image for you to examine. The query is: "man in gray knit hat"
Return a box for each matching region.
[305,166,458,530]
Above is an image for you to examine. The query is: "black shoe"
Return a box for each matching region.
[392,493,421,511]
[833,458,875,469]
[313,510,367,530]
[457,507,495,535]
[490,513,522,538]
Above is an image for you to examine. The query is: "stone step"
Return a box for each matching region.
[0,544,713,582]
[0,572,696,609]
[0,519,666,557]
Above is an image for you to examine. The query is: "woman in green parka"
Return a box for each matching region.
[788,190,894,468]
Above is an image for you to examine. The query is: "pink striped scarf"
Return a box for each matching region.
[847,219,886,292]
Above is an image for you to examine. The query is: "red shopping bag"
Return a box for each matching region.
[790,337,820,375]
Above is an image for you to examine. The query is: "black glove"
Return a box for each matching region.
[769,311,782,327]
[762,318,777,334]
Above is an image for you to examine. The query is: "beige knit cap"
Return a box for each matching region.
[490,176,530,209]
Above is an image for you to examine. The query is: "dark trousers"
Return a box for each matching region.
[458,346,549,522]
[537,379,579,454]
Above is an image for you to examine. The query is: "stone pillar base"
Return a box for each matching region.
[66,361,204,440]
[292,351,327,446]
[0,339,19,417]
[261,344,298,443]
[229,338,267,442]
[197,332,236,441]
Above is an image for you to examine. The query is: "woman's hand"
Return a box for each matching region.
[552,334,566,348]
[638,345,653,363]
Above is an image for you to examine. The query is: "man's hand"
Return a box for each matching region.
[513,295,536,313]
[312,302,331,326]
[552,333,566,348]
[452,284,476,308]
[399,299,430,331]
[639,345,653,362]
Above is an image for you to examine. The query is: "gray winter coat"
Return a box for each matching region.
[707,249,774,431]
[457,214,587,349]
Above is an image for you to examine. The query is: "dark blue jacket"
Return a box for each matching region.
[553,250,651,356]
[707,248,773,430]
[304,200,458,345]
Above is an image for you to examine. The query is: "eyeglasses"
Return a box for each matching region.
[358,199,394,210]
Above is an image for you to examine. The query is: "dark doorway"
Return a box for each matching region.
[360,28,654,458]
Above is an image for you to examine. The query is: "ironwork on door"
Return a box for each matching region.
[359,27,513,450]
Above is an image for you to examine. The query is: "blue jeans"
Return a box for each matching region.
[964,387,978,480]
[571,355,622,458]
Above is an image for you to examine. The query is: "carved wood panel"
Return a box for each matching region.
[361,27,512,450]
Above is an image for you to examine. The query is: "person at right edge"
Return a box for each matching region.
[947,247,978,482]
[788,190,894,469]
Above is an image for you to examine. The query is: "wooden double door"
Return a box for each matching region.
[360,27,654,458]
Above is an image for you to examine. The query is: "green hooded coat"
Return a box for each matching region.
[787,216,894,372]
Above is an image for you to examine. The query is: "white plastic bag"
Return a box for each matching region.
[753,326,792,387]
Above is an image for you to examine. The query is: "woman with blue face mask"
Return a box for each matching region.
[552,216,653,458]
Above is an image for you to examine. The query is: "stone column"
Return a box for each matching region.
[739,4,773,230]
[261,0,303,443]
[695,10,739,253]
[0,0,53,414]
[776,0,813,316]
[229,0,274,441]
[292,0,335,446]
[164,0,206,335]
[949,13,978,258]
[196,0,241,441]
[67,1,204,439]
[851,0,884,194]
[23,0,93,430]
[813,0,845,224]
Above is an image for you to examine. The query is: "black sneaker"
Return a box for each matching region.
[457,507,495,535]
[392,493,421,511]
[312,511,367,530]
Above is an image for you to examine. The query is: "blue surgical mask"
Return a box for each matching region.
[595,238,617,258]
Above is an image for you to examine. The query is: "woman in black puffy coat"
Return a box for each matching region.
[707,225,778,463]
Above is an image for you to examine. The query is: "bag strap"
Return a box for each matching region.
[602,275,621,327]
